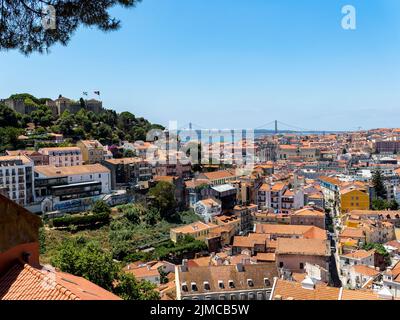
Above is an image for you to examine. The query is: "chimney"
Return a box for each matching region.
[181,259,188,272]
[301,277,316,290]
[236,263,244,272]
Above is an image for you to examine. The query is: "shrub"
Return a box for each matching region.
[52,212,110,228]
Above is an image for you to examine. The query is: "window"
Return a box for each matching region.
[203,282,210,291]
[191,282,198,291]
[279,262,284,268]
[300,263,304,270]
[240,293,247,300]
[247,279,254,287]
[264,278,271,287]
[228,280,235,288]
[230,294,237,300]
[181,282,188,292]
[219,295,226,300]
[218,281,224,289]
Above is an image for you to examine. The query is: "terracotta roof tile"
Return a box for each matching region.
[0,262,121,300]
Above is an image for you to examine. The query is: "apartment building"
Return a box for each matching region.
[290,207,326,229]
[275,238,331,282]
[233,204,258,233]
[102,157,153,190]
[155,159,192,179]
[375,140,400,154]
[383,260,400,298]
[281,188,304,214]
[34,164,111,213]
[185,178,212,208]
[320,176,370,214]
[0,155,34,206]
[39,147,83,167]
[198,170,239,186]
[175,261,278,300]
[270,182,287,212]
[6,150,49,166]
[339,249,375,269]
[77,140,110,164]
[170,221,219,243]
[254,224,327,240]
[257,183,271,210]
[340,188,370,213]
[277,145,320,161]
[270,278,393,300]
[194,198,222,222]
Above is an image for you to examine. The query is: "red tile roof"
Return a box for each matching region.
[0,262,121,300]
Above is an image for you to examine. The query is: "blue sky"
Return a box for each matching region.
[1,0,400,130]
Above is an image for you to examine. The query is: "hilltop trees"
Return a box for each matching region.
[0,103,21,128]
[0,104,24,151]
[1,93,164,145]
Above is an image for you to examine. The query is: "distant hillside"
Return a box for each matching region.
[0,93,165,151]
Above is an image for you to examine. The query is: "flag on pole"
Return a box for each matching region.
[94,91,100,96]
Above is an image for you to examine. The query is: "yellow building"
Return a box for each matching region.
[340,188,370,213]
[77,140,106,164]
[170,221,218,243]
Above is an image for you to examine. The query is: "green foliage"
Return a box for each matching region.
[2,93,163,145]
[371,199,399,211]
[123,149,136,158]
[0,104,21,128]
[30,105,54,127]
[144,208,161,226]
[148,181,177,219]
[39,227,46,254]
[389,200,399,210]
[52,212,110,228]
[51,238,160,300]
[92,200,111,215]
[125,206,142,225]
[158,266,169,285]
[51,238,118,291]
[1,1,142,55]
[0,127,24,152]
[372,169,386,200]
[108,206,201,262]
[114,273,160,300]
[153,236,207,261]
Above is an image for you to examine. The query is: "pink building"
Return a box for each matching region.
[275,238,331,280]
[39,147,83,167]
